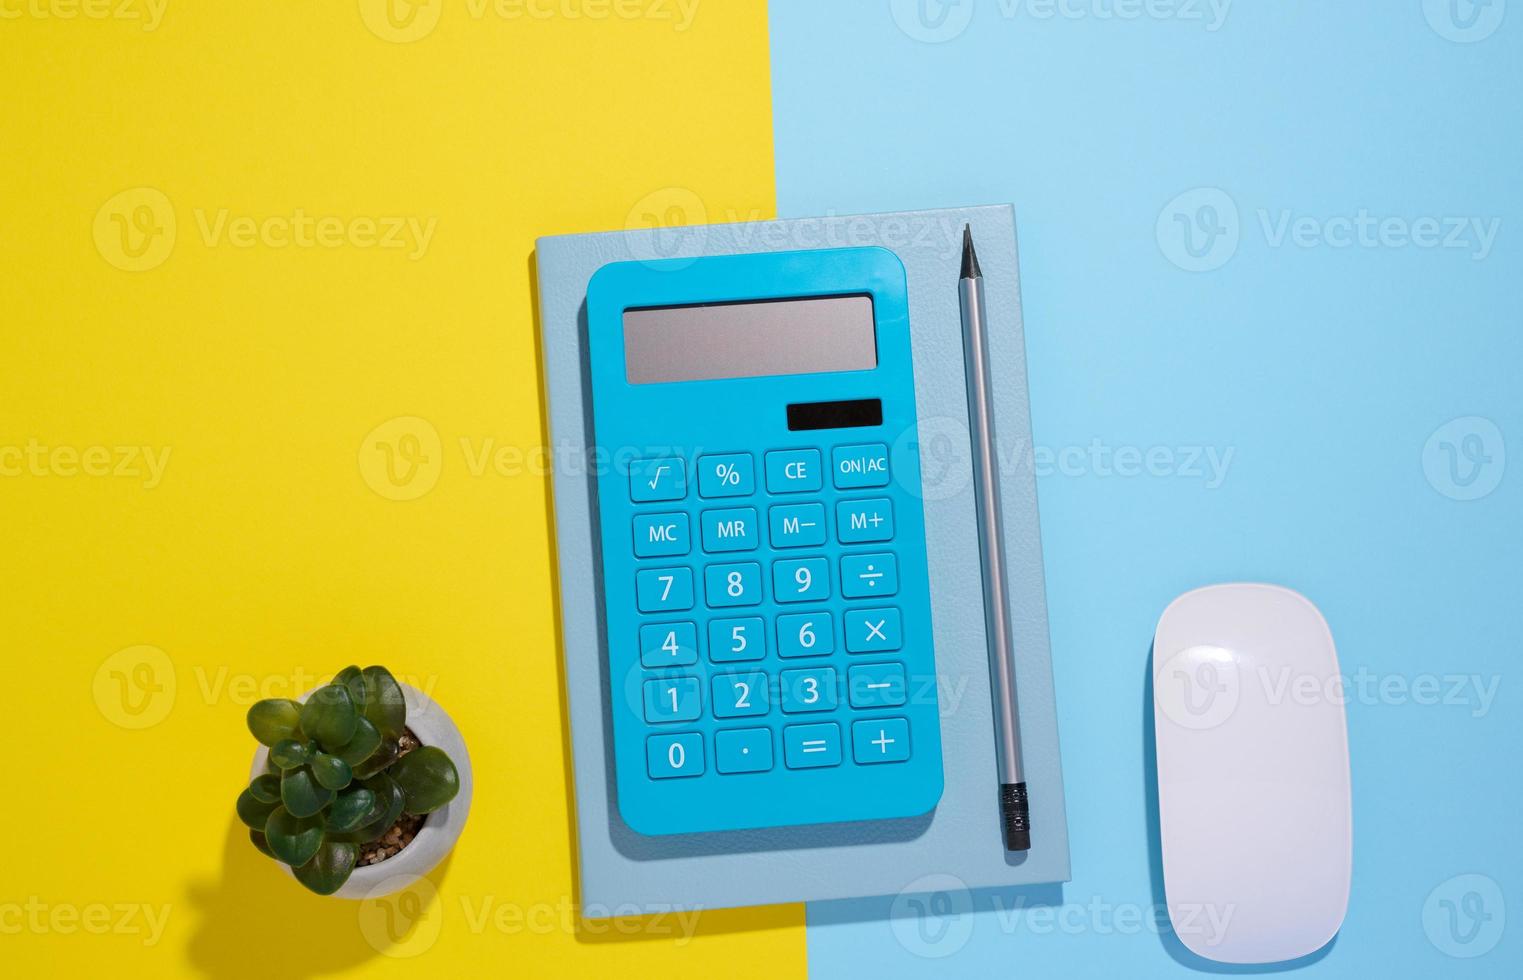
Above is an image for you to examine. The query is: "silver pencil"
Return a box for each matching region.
[958,224,1031,851]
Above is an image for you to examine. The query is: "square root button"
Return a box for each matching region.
[630,457,686,502]
[832,444,890,489]
[852,717,911,764]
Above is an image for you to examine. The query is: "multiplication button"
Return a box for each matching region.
[832,444,890,489]
[841,553,898,598]
[836,498,893,543]
[845,607,902,653]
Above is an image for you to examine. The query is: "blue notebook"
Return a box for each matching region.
[536,206,1070,913]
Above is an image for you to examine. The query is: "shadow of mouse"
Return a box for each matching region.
[185,816,453,977]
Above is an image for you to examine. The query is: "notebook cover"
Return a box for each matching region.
[536,205,1070,914]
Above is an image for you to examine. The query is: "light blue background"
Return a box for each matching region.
[771,1,1521,976]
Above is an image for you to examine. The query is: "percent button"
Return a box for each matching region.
[698,453,754,498]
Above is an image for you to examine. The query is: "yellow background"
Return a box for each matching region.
[1,1,800,975]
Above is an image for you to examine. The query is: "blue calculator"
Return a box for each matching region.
[585,246,943,836]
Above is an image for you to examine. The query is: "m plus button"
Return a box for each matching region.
[836,498,894,544]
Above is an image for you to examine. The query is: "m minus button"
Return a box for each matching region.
[769,503,826,548]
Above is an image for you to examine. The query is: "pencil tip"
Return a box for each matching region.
[960,224,981,279]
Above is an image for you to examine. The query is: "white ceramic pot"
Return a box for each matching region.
[249,682,472,899]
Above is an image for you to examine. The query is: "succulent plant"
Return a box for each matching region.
[237,666,460,895]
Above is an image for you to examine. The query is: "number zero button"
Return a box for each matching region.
[647,732,703,778]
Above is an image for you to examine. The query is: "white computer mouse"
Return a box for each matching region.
[1152,583,1352,964]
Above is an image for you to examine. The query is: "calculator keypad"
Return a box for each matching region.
[627,441,918,787]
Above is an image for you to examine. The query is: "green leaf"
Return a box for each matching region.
[270,738,312,770]
[311,753,353,791]
[248,773,282,804]
[281,766,335,818]
[389,746,460,814]
[249,829,277,860]
[351,737,398,779]
[324,787,377,833]
[299,684,358,751]
[293,840,358,896]
[264,806,324,867]
[360,666,406,741]
[332,716,381,767]
[246,699,301,747]
[331,774,404,843]
[236,787,279,830]
[335,665,368,709]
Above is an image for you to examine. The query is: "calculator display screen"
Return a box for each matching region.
[623,294,877,384]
